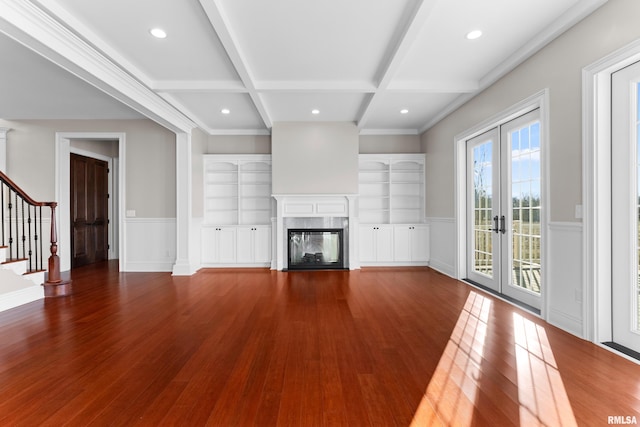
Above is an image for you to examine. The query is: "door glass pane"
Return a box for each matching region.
[472,142,493,277]
[511,122,541,294]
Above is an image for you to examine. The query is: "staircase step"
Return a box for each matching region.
[0,246,6,263]
[0,268,44,313]
[1,258,28,276]
[23,270,45,286]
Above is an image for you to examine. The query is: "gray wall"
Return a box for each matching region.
[272,122,359,194]
[421,0,640,222]
[359,134,421,153]
[1,118,176,218]
[207,134,271,154]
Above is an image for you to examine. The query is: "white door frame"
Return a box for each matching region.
[583,38,640,345]
[55,132,126,272]
[69,146,118,261]
[455,90,549,317]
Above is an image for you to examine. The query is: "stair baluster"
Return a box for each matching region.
[0,171,71,296]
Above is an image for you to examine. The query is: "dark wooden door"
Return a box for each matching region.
[71,153,109,268]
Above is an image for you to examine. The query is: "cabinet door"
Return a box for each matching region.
[217,227,237,263]
[376,225,394,262]
[202,227,218,263]
[236,227,254,263]
[359,226,377,262]
[236,226,271,263]
[393,226,412,262]
[411,225,430,262]
[253,226,272,263]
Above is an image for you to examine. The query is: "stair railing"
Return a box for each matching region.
[0,171,69,296]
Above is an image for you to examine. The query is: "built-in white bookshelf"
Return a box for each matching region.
[358,154,425,224]
[203,155,272,225]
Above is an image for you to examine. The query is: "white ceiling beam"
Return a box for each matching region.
[198,0,272,129]
[387,79,479,93]
[31,0,154,89]
[255,80,377,93]
[0,0,196,133]
[357,0,439,129]
[153,80,248,93]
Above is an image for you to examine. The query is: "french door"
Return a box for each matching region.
[611,61,640,353]
[466,109,542,310]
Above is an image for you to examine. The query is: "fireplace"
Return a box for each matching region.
[288,228,344,270]
[272,195,357,271]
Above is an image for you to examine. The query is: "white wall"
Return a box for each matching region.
[272,122,359,195]
[420,0,640,337]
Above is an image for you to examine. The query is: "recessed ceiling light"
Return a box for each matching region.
[150,28,167,39]
[311,109,320,115]
[221,108,230,115]
[466,30,482,40]
[400,109,409,114]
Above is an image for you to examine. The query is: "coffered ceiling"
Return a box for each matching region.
[0,0,607,135]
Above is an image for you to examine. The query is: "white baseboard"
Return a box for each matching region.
[549,307,583,338]
[0,285,43,313]
[428,259,456,278]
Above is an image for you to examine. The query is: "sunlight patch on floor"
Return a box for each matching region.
[411,291,492,426]
[513,313,577,427]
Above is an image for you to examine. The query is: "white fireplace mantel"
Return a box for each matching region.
[272,194,359,271]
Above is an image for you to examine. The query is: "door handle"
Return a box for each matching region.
[499,215,506,234]
[492,216,499,233]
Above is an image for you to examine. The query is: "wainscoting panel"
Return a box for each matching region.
[425,217,456,277]
[123,218,176,272]
[547,222,584,337]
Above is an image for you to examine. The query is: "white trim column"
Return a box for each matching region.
[583,39,640,344]
[0,127,9,173]
[172,131,198,275]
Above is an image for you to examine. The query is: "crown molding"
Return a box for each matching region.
[419,0,609,134]
[207,128,271,136]
[153,80,248,93]
[0,0,196,134]
[359,128,419,136]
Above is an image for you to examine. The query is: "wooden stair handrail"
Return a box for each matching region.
[0,171,56,208]
[0,170,71,296]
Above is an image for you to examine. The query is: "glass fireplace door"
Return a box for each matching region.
[288,229,344,270]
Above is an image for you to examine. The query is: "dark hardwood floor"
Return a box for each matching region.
[0,261,638,426]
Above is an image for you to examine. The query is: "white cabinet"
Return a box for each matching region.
[359,224,429,266]
[202,226,237,264]
[359,154,424,225]
[359,225,394,263]
[202,155,273,267]
[358,154,428,266]
[393,225,429,262]
[203,155,272,225]
[203,225,271,267]
[236,226,271,264]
